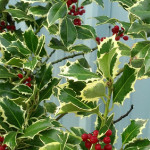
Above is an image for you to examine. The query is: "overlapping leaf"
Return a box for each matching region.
[122,119,147,145]
[22,118,52,139]
[60,17,77,47]
[47,2,67,26]
[113,65,137,104]
[4,131,17,150]
[60,60,99,81]
[0,98,25,129]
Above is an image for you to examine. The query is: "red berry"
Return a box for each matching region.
[81,133,88,141]
[90,136,98,144]
[6,25,11,30]
[68,12,72,15]
[104,144,112,150]
[72,0,77,3]
[0,26,2,30]
[105,130,112,136]
[93,130,99,136]
[85,141,92,149]
[2,144,7,149]
[115,36,120,41]
[11,25,16,30]
[72,5,75,9]
[0,21,5,26]
[123,36,129,41]
[0,136,4,143]
[103,137,111,144]
[95,144,101,150]
[26,83,31,87]
[18,74,23,79]
[0,146,5,150]
[81,9,85,14]
[96,37,100,42]
[114,25,119,31]
[101,37,106,42]
[26,77,31,82]
[74,12,78,16]
[120,33,124,37]
[87,133,92,139]
[81,6,84,9]
[79,11,83,15]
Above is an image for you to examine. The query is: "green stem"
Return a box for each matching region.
[101,97,106,104]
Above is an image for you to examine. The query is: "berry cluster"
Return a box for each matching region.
[0,136,8,150]
[67,0,85,26]
[112,25,128,41]
[18,74,32,87]
[0,21,16,33]
[95,37,106,45]
[81,129,112,150]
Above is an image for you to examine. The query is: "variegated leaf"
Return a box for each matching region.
[60,60,99,81]
[80,80,105,102]
[113,65,137,104]
[0,98,25,129]
[122,119,147,145]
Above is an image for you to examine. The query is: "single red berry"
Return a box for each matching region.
[79,11,83,15]
[81,6,84,9]
[81,133,88,141]
[90,135,98,144]
[95,144,101,150]
[6,25,11,30]
[18,74,23,79]
[2,144,7,149]
[93,130,99,136]
[0,21,5,26]
[105,130,112,136]
[0,136,4,143]
[81,9,85,14]
[68,12,72,15]
[26,77,31,82]
[114,25,119,31]
[96,37,100,42]
[0,146,5,150]
[123,36,129,41]
[74,12,78,16]
[85,141,92,149]
[115,36,120,41]
[87,133,93,139]
[72,5,75,9]
[103,137,111,144]
[104,144,112,150]
[26,82,31,87]
[120,33,124,37]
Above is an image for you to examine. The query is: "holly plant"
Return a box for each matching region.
[0,0,150,149]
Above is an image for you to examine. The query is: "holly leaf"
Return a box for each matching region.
[69,44,91,53]
[39,78,60,102]
[0,65,16,78]
[22,118,52,139]
[113,65,137,104]
[4,131,17,150]
[44,102,57,114]
[122,119,147,145]
[80,80,105,102]
[49,38,68,51]
[124,138,150,150]
[23,57,38,71]
[24,27,38,53]
[93,0,104,7]
[28,5,50,17]
[5,9,34,21]
[39,142,61,150]
[60,17,77,47]
[6,58,24,68]
[36,35,45,56]
[0,98,25,129]
[36,63,53,89]
[60,60,99,81]
[13,84,32,95]
[128,0,150,24]
[47,2,67,26]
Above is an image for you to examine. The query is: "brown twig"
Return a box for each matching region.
[56,113,67,121]
[113,105,134,124]
[51,46,98,65]
[44,50,56,63]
